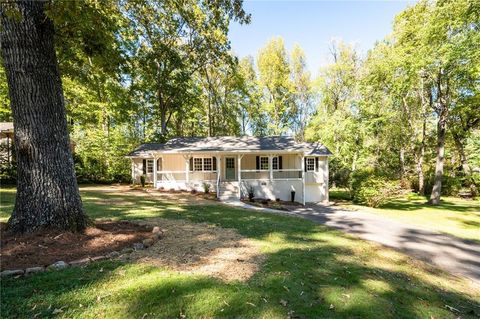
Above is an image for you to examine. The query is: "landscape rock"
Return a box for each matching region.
[1,269,24,277]
[25,266,45,275]
[48,261,68,270]
[69,257,91,267]
[152,226,161,234]
[133,242,144,251]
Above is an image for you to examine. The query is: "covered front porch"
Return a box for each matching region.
[131,152,327,204]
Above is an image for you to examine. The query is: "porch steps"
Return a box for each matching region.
[218,182,240,201]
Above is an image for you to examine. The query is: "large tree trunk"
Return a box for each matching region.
[1,0,88,233]
[454,136,477,197]
[429,111,447,205]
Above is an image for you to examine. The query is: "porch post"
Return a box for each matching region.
[185,156,190,184]
[238,154,244,198]
[301,154,305,205]
[268,155,273,181]
[153,155,158,188]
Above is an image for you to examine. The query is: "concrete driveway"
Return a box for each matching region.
[289,203,480,285]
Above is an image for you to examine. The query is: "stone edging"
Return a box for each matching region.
[0,226,164,278]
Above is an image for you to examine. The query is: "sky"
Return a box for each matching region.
[228,0,417,74]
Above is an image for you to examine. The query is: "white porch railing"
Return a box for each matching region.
[240,169,302,180]
[190,171,218,181]
[156,171,218,182]
[157,171,187,181]
[273,169,302,179]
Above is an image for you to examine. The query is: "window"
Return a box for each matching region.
[194,158,203,171]
[272,157,279,170]
[306,158,315,172]
[203,158,212,171]
[260,156,269,170]
[146,159,154,173]
[192,157,215,171]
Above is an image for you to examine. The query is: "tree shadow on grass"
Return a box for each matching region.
[2,220,479,318]
[117,244,480,319]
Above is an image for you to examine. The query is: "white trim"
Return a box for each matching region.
[126,150,333,157]
[301,155,305,206]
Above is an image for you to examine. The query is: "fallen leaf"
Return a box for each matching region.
[329,304,335,310]
[280,299,288,307]
[246,302,256,307]
[52,308,63,315]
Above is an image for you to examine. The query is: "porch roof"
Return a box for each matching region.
[127,136,332,157]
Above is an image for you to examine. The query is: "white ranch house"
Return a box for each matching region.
[127,136,332,204]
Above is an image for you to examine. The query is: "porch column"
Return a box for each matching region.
[268,155,273,181]
[185,156,190,184]
[216,155,221,199]
[153,156,158,188]
[301,155,305,205]
[238,154,244,198]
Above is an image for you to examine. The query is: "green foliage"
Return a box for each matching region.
[140,175,146,187]
[202,182,211,193]
[351,170,402,207]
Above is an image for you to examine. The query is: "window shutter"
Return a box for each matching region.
[213,157,217,171]
[279,156,283,170]
[256,156,260,170]
[189,158,194,171]
[304,158,307,172]
[142,159,146,174]
[315,157,319,172]
[156,159,161,171]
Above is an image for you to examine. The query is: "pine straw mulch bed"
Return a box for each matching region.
[242,198,303,211]
[0,221,153,270]
[128,218,265,282]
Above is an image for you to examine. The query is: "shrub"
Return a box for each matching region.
[140,175,146,188]
[424,173,462,197]
[203,183,211,193]
[351,171,402,207]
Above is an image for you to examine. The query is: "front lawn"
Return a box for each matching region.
[1,186,479,318]
[330,188,480,242]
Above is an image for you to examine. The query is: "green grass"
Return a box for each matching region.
[330,188,480,242]
[1,186,479,318]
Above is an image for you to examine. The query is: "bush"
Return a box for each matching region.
[140,175,146,187]
[351,170,402,207]
[424,173,462,197]
[203,183,211,193]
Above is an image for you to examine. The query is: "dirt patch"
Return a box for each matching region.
[81,185,216,206]
[0,221,152,270]
[130,218,265,282]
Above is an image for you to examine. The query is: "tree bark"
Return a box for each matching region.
[1,1,88,233]
[429,111,447,205]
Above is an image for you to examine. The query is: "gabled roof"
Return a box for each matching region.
[127,136,332,157]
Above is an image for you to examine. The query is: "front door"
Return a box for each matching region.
[225,157,235,180]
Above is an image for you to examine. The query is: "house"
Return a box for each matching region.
[0,122,14,165]
[126,136,332,204]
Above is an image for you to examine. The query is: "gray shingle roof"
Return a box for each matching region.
[127,136,332,157]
